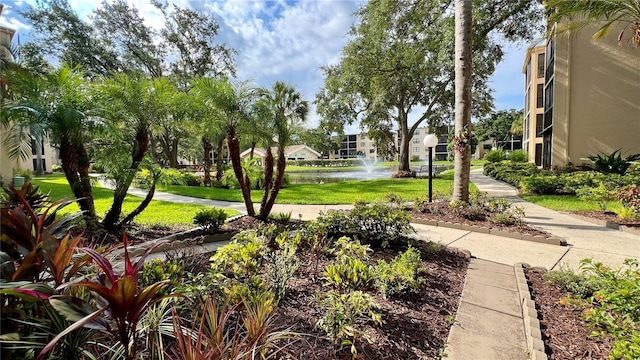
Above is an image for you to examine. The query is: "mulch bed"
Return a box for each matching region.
[526,267,612,359]
[568,210,640,228]
[410,202,551,237]
[272,240,469,359]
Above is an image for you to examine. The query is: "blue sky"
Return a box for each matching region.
[1,0,533,131]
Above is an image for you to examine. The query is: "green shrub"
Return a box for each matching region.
[544,267,600,299]
[89,162,105,173]
[315,290,383,356]
[13,169,33,182]
[210,230,267,279]
[263,243,299,303]
[193,208,228,232]
[315,201,414,248]
[324,257,374,290]
[507,149,528,162]
[331,236,372,262]
[520,175,566,194]
[484,149,506,163]
[268,211,292,222]
[140,258,185,296]
[374,247,424,298]
[411,154,420,162]
[51,164,63,173]
[576,184,617,211]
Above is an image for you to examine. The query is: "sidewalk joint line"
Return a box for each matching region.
[460,300,522,319]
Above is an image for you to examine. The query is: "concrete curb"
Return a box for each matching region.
[411,218,567,246]
[514,263,548,360]
[569,214,640,236]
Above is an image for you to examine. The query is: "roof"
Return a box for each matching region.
[239,144,322,158]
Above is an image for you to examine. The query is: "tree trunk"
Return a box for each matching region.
[202,137,212,187]
[452,0,473,202]
[261,144,286,219]
[35,134,44,175]
[117,170,159,227]
[397,111,411,172]
[216,138,224,181]
[226,128,255,216]
[259,147,275,219]
[59,138,98,228]
[102,130,149,230]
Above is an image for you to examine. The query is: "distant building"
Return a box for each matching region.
[522,45,546,166]
[535,22,640,168]
[240,145,322,161]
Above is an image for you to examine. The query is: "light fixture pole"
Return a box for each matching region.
[423,134,439,202]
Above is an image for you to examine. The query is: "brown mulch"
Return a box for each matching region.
[410,201,551,237]
[272,240,469,359]
[526,267,612,360]
[568,210,640,228]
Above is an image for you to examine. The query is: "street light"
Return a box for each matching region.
[423,134,438,202]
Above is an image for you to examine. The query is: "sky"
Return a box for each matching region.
[0,0,533,132]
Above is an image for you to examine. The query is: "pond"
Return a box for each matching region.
[286,169,395,184]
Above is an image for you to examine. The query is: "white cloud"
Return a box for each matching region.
[0,1,31,32]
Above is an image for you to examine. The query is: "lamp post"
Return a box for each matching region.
[423,134,439,202]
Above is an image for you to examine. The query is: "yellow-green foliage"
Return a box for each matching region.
[210,230,267,279]
[140,259,184,295]
[324,257,374,290]
[374,247,425,298]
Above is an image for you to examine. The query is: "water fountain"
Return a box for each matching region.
[358,155,378,174]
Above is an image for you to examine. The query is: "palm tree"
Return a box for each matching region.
[255,81,308,219]
[546,0,640,46]
[195,77,258,215]
[98,74,174,230]
[3,65,100,225]
[452,0,473,202]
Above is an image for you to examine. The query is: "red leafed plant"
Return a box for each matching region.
[0,183,85,284]
[38,235,170,360]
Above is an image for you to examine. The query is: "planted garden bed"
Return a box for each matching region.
[526,260,640,360]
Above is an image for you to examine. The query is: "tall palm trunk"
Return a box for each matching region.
[59,138,97,226]
[102,129,149,230]
[227,127,255,216]
[202,137,212,187]
[260,144,286,219]
[259,147,275,219]
[216,138,224,181]
[452,0,473,202]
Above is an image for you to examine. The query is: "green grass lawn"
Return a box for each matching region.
[31,175,240,226]
[520,194,624,213]
[158,171,477,205]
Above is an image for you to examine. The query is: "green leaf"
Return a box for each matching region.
[49,295,110,331]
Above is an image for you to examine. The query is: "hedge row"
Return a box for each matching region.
[483,161,640,195]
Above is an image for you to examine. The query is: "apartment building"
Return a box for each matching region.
[0,5,59,185]
[522,45,546,166]
[333,126,449,161]
[538,23,640,168]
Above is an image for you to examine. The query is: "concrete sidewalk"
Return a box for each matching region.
[445,259,527,360]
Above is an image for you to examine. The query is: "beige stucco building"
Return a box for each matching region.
[540,23,640,168]
[522,45,546,166]
[240,145,322,161]
[0,5,59,186]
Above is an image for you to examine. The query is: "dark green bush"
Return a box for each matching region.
[484,149,506,163]
[374,247,424,298]
[193,207,228,232]
[316,201,415,248]
[507,149,528,163]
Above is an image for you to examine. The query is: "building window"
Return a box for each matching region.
[412,147,420,153]
[414,130,420,135]
[537,53,545,78]
[536,84,544,108]
[369,149,375,153]
[536,114,543,136]
[413,138,420,144]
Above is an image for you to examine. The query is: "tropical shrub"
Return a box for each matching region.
[140,258,185,296]
[13,168,33,182]
[268,211,292,222]
[507,149,528,162]
[315,290,382,356]
[410,154,420,162]
[329,201,415,248]
[263,243,299,303]
[580,149,640,175]
[484,149,506,163]
[576,184,617,211]
[193,208,228,232]
[324,257,374,291]
[373,247,424,298]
